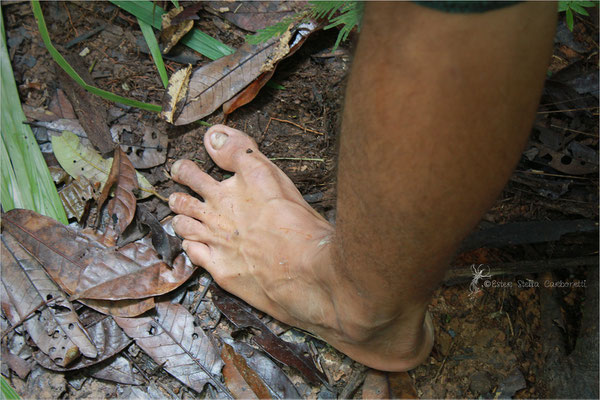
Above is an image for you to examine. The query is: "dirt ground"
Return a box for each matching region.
[2,1,598,399]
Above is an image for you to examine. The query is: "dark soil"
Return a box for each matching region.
[3,1,598,399]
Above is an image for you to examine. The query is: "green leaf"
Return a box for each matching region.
[110,0,234,60]
[566,8,574,30]
[579,1,596,7]
[51,131,157,199]
[171,0,180,8]
[31,1,162,112]
[0,376,20,400]
[138,18,169,88]
[558,1,569,12]
[1,6,68,224]
[570,2,590,15]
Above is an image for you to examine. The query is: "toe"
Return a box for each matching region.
[182,240,212,267]
[169,193,212,222]
[204,125,261,172]
[172,215,212,242]
[171,160,218,197]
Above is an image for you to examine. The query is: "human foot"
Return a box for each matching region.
[169,125,433,371]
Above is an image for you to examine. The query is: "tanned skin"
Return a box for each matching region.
[169,2,556,371]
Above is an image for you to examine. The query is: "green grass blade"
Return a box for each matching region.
[566,8,574,30]
[0,376,21,400]
[110,0,234,60]
[31,1,161,113]
[171,0,180,8]
[138,18,169,88]
[1,6,68,223]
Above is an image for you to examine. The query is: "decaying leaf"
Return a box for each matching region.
[136,207,182,266]
[2,209,196,303]
[114,302,229,396]
[210,284,327,385]
[207,1,299,32]
[222,342,272,399]
[48,166,94,222]
[225,339,301,399]
[1,340,32,380]
[82,298,155,318]
[388,371,418,399]
[171,21,319,123]
[168,34,288,125]
[161,7,194,54]
[362,370,417,399]
[0,233,97,367]
[160,64,192,124]
[114,124,168,169]
[51,130,156,199]
[170,2,204,25]
[362,369,389,399]
[96,148,138,245]
[34,314,132,372]
[89,355,145,385]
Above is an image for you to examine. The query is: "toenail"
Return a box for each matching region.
[171,160,183,177]
[168,194,177,209]
[210,131,229,150]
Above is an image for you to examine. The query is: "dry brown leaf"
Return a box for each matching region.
[97,148,138,245]
[2,209,196,302]
[362,369,389,399]
[222,342,271,399]
[362,370,417,399]
[207,1,300,32]
[49,166,94,222]
[117,125,169,169]
[1,233,97,367]
[160,64,192,124]
[89,355,145,385]
[169,35,286,125]
[82,298,155,318]
[114,302,229,396]
[160,7,194,54]
[34,313,132,372]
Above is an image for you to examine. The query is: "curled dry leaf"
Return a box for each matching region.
[34,314,132,372]
[161,7,194,54]
[168,33,290,125]
[2,209,195,303]
[114,302,229,396]
[222,342,271,399]
[210,284,327,385]
[96,148,138,245]
[225,339,301,399]
[51,130,156,199]
[0,233,97,367]
[48,166,94,223]
[161,64,193,124]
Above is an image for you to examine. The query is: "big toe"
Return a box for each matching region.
[204,125,261,172]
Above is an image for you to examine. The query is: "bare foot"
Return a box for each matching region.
[169,125,433,371]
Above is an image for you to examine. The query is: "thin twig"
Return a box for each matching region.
[269,157,324,162]
[549,124,599,137]
[63,2,78,36]
[537,106,598,114]
[515,169,589,180]
[124,352,151,383]
[505,311,514,337]
[434,341,455,381]
[266,117,325,135]
[193,276,214,314]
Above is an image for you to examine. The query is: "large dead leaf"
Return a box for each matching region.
[81,298,155,318]
[114,124,169,169]
[362,370,417,399]
[34,313,131,372]
[114,302,229,396]
[222,343,271,399]
[96,148,138,245]
[207,1,300,32]
[210,284,327,385]
[1,209,196,302]
[89,355,145,385]
[225,339,301,399]
[0,233,97,367]
[168,33,290,125]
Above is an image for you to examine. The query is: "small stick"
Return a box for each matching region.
[270,117,325,135]
[505,311,514,337]
[63,2,78,36]
[193,276,214,314]
[269,157,324,162]
[434,341,455,381]
[124,352,151,383]
[537,106,598,114]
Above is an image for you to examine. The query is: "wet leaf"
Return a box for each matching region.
[0,233,97,367]
[2,209,196,303]
[207,1,299,32]
[49,166,94,223]
[34,314,132,372]
[160,7,194,54]
[225,339,301,399]
[169,33,291,125]
[362,370,389,399]
[160,64,192,124]
[222,342,271,399]
[362,370,417,399]
[136,206,182,266]
[388,371,418,399]
[51,130,156,199]
[97,148,138,245]
[114,302,230,396]
[1,340,32,379]
[89,355,145,385]
[210,284,327,385]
